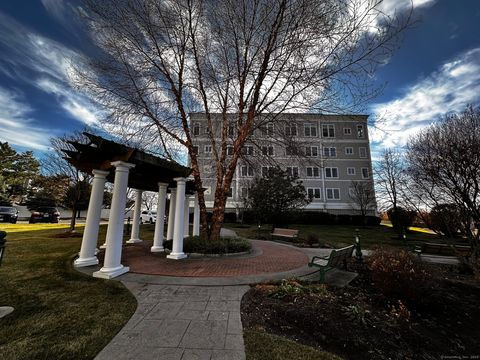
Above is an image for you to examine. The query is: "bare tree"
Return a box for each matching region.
[406,106,480,261]
[43,131,92,232]
[349,180,376,226]
[375,148,405,213]
[76,0,410,239]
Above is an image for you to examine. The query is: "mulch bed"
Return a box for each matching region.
[241,259,480,360]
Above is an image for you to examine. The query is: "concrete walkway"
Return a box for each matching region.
[95,282,248,360]
[90,233,458,360]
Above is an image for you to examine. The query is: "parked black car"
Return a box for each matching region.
[0,206,19,224]
[29,207,60,223]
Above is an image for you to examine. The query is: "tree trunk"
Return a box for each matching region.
[69,207,77,232]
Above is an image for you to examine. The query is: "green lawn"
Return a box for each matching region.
[0,223,137,360]
[224,223,447,249]
[244,330,342,360]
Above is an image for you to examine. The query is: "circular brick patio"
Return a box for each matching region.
[116,240,308,277]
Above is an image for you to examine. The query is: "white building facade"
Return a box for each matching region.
[190,113,376,216]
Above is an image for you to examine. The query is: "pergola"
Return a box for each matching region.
[64,133,199,279]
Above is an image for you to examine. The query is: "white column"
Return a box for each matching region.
[93,161,135,279]
[183,196,190,238]
[74,169,109,267]
[193,192,200,236]
[166,191,176,241]
[151,183,168,252]
[167,178,187,260]
[127,189,143,244]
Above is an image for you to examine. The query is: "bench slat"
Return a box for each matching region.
[271,228,299,238]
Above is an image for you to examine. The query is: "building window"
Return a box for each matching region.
[241,166,254,177]
[322,124,335,138]
[307,188,322,199]
[261,166,273,177]
[285,124,297,137]
[228,125,235,137]
[304,123,317,137]
[227,145,234,155]
[286,146,299,156]
[192,146,199,154]
[305,146,318,157]
[227,187,233,198]
[344,127,352,135]
[261,146,274,156]
[193,123,200,136]
[241,187,249,198]
[286,166,299,178]
[362,167,370,179]
[326,188,340,200]
[359,147,367,158]
[306,167,320,177]
[204,145,212,155]
[345,147,354,155]
[325,167,338,178]
[323,147,336,157]
[242,145,254,155]
[261,123,274,136]
[349,187,356,197]
[347,167,356,175]
[357,124,364,138]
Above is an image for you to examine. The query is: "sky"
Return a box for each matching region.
[0,0,479,159]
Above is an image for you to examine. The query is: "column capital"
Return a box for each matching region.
[158,182,169,188]
[173,177,186,184]
[92,169,110,178]
[111,161,135,172]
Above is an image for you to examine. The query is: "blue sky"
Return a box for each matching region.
[0,0,479,158]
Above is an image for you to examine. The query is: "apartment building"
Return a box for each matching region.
[190,113,376,215]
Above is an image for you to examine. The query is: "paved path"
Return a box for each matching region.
[95,282,249,360]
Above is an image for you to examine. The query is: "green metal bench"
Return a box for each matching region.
[308,245,354,283]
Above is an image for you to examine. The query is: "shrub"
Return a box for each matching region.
[163,236,251,254]
[368,247,431,303]
[223,212,238,223]
[428,204,463,237]
[269,279,306,299]
[304,233,319,247]
[387,207,416,232]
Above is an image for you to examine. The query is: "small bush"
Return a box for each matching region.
[387,207,416,232]
[269,279,329,299]
[270,279,306,299]
[223,212,238,223]
[368,247,431,303]
[428,204,463,237]
[305,233,319,247]
[163,236,251,254]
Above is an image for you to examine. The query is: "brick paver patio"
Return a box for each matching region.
[116,240,308,277]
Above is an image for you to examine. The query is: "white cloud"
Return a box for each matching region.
[0,88,52,150]
[0,12,100,126]
[370,47,480,148]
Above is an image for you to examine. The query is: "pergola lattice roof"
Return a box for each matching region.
[63,133,194,193]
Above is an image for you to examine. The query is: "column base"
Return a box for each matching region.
[100,243,107,249]
[92,265,130,279]
[126,238,143,244]
[150,246,165,253]
[74,256,99,268]
[167,252,187,260]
